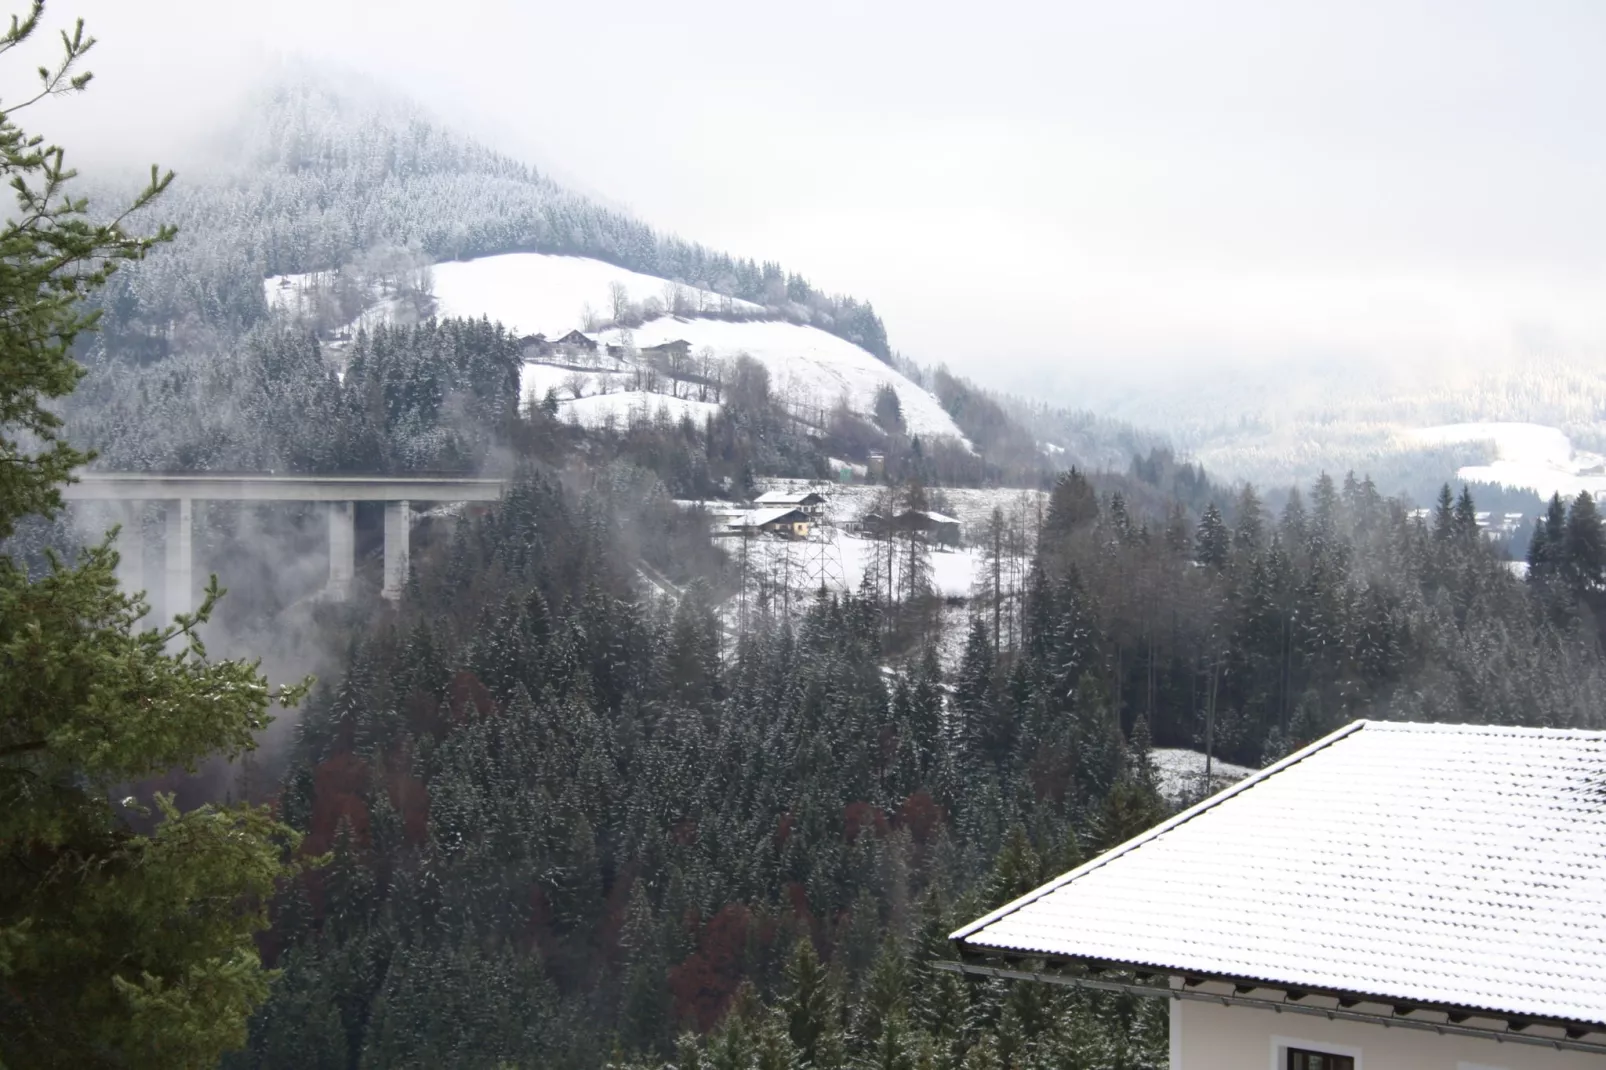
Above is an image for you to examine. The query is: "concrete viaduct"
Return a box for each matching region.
[62,473,506,610]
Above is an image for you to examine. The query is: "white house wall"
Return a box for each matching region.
[1171,998,1604,1070]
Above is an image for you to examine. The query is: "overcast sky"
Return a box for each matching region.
[29,0,1606,395]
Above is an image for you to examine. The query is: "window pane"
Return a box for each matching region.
[1288,1049,1354,1070]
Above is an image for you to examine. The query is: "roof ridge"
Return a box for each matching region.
[949,719,1371,944]
[1364,720,1606,738]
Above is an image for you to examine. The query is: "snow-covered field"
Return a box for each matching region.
[1408,422,1606,499]
[563,392,721,429]
[733,530,979,601]
[1150,748,1255,805]
[520,363,722,428]
[757,478,1045,536]
[430,253,762,331]
[717,482,1046,611]
[590,319,965,442]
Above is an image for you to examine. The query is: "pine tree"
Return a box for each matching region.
[985,826,1042,909]
[1432,483,1455,541]
[1565,491,1606,592]
[1043,468,1098,536]
[861,1012,922,1070]
[1232,484,1264,559]
[1194,504,1230,569]
[1,15,307,1067]
[1530,493,1570,587]
[1453,485,1479,543]
[859,938,910,1042]
[955,617,1006,768]
[620,882,671,1055]
[783,938,843,1068]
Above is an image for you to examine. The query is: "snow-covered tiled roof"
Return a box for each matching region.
[754,490,822,505]
[952,720,1606,1027]
[728,507,808,528]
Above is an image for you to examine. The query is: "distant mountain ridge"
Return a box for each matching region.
[93,74,889,362]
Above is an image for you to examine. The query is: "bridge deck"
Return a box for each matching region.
[61,473,506,502]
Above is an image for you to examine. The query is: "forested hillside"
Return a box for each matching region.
[64,311,1582,1066]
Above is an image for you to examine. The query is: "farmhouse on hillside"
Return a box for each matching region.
[844,510,885,535]
[642,339,692,362]
[856,508,963,546]
[725,507,811,539]
[895,508,962,546]
[552,329,598,353]
[753,489,828,516]
[949,720,1606,1070]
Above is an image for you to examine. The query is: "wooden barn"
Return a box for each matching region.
[866,509,962,547]
[642,339,692,362]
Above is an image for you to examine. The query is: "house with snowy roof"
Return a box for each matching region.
[552,329,597,353]
[752,489,828,514]
[948,720,1606,1070]
[642,339,692,362]
[724,507,811,539]
[893,508,962,546]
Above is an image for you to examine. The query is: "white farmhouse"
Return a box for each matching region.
[949,721,1606,1070]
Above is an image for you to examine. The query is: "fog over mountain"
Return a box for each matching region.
[32,0,1606,401]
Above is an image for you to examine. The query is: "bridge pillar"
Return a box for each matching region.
[116,502,144,598]
[382,500,410,601]
[327,500,355,600]
[165,498,192,617]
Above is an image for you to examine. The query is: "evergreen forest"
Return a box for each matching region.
[52,310,1604,1068]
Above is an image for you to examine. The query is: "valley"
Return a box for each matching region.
[5,18,1605,1068]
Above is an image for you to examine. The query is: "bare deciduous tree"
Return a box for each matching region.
[609,281,630,325]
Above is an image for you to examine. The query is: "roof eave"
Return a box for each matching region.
[945,948,1606,1044]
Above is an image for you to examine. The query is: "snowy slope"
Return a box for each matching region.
[269,251,967,443]
[266,253,758,335]
[592,318,964,441]
[1408,422,1606,499]
[722,481,1048,604]
[429,253,762,332]
[565,392,721,430]
[756,478,1046,535]
[1150,748,1255,804]
[732,531,979,605]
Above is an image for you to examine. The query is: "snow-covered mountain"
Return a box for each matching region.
[102,72,890,364]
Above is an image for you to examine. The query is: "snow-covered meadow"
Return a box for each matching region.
[708,481,1046,624]
[430,253,763,330]
[590,318,965,442]
[1150,748,1255,804]
[1408,422,1606,500]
